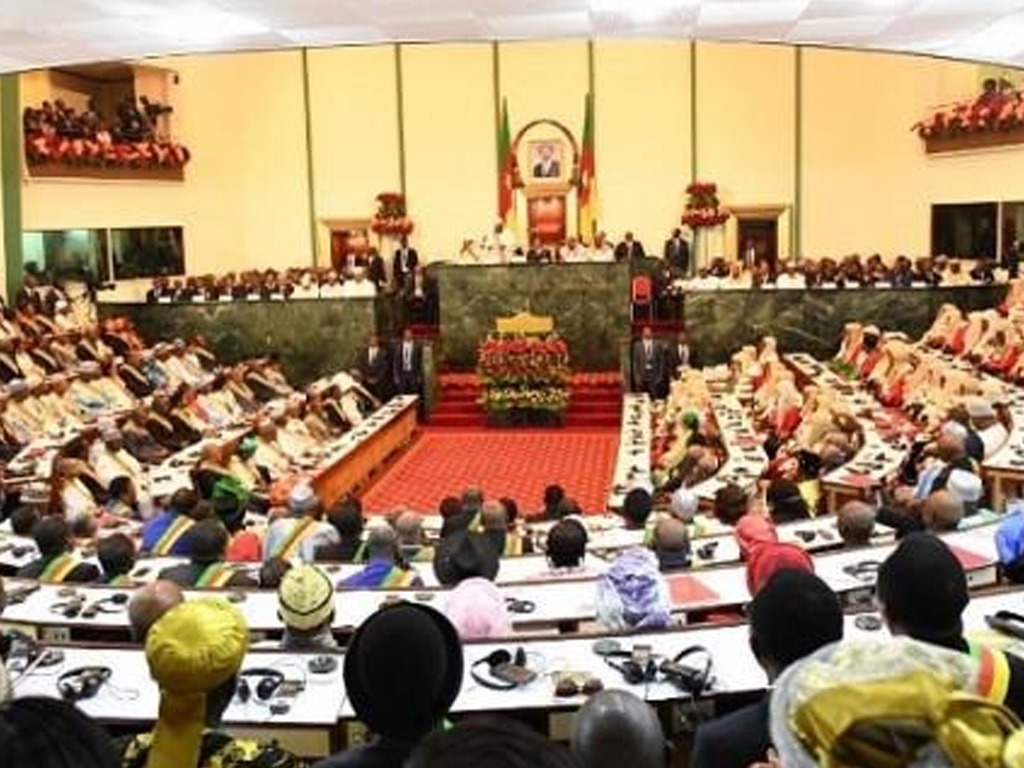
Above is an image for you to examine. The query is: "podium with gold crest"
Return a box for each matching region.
[476,312,571,427]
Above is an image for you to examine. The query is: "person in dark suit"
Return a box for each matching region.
[393,328,423,396]
[532,144,561,178]
[393,235,419,291]
[663,329,693,385]
[690,570,843,768]
[663,227,690,275]
[630,327,664,398]
[16,516,100,584]
[366,248,388,291]
[358,334,393,402]
[614,231,646,262]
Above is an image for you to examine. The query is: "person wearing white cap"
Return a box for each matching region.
[967,397,1009,459]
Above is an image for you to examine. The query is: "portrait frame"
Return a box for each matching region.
[528,139,566,183]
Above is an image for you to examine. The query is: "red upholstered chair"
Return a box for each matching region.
[631,275,653,321]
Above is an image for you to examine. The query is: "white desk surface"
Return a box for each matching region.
[10,645,345,726]
[608,394,651,511]
[13,588,1024,726]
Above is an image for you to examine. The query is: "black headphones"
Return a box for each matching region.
[505,597,536,615]
[58,666,112,702]
[470,647,534,690]
[604,653,659,685]
[659,646,713,696]
[236,668,285,703]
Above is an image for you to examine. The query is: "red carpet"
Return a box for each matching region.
[359,428,619,515]
[429,371,623,429]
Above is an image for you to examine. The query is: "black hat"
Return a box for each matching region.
[432,530,500,586]
[344,602,463,740]
[876,533,968,641]
[622,488,653,527]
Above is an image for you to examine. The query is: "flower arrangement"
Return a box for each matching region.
[913,96,1024,139]
[24,134,191,169]
[477,333,571,416]
[371,192,414,236]
[682,181,730,229]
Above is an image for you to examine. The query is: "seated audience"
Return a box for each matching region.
[596,547,672,630]
[141,488,200,556]
[651,517,690,572]
[341,525,423,588]
[444,576,512,639]
[1,697,121,768]
[157,519,258,588]
[265,484,338,563]
[480,498,533,556]
[314,603,463,768]
[542,518,589,575]
[836,500,876,547]
[117,599,302,768]
[409,717,577,768]
[277,563,337,650]
[877,533,1024,717]
[572,691,665,768]
[395,510,434,563]
[127,580,184,642]
[745,541,814,595]
[97,532,137,585]
[621,487,653,530]
[713,484,751,526]
[691,570,843,768]
[433,528,501,586]
[764,479,809,524]
[17,515,100,583]
[315,496,366,562]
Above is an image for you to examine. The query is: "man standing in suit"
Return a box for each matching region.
[359,333,392,402]
[663,228,690,276]
[663,329,692,387]
[614,231,646,263]
[366,247,388,291]
[393,328,423,396]
[631,327,664,398]
[393,235,418,292]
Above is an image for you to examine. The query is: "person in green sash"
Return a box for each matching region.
[16,516,99,583]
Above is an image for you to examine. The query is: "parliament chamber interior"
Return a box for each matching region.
[5,3,1024,767]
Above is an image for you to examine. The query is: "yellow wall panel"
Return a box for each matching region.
[499,40,589,245]
[20,50,311,274]
[401,43,494,260]
[307,45,400,261]
[695,42,796,259]
[594,40,690,251]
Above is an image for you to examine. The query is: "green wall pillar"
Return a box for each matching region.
[0,74,22,300]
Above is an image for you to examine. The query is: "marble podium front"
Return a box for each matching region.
[434,262,631,371]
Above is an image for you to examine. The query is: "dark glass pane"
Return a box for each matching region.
[110,226,184,279]
[21,228,109,283]
[931,202,998,260]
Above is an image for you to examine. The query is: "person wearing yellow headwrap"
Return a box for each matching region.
[116,599,301,768]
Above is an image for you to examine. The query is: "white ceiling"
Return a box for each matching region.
[3,0,1024,73]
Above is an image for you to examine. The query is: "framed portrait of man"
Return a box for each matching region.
[529,140,564,182]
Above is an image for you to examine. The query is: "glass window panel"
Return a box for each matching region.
[110,226,184,279]
[21,228,109,283]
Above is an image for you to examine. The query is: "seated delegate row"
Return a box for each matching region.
[0,524,1001,640]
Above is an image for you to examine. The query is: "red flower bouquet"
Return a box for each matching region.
[371,192,415,236]
[682,180,730,230]
[477,333,571,414]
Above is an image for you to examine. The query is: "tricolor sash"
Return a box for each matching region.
[153,515,195,556]
[503,534,524,557]
[275,517,318,561]
[969,641,1012,706]
[39,553,79,583]
[381,566,418,588]
[195,563,237,588]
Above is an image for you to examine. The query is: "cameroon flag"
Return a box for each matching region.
[578,92,599,241]
[497,98,516,229]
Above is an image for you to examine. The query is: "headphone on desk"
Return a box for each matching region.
[235,668,285,703]
[659,646,713,696]
[58,666,112,702]
[470,647,536,690]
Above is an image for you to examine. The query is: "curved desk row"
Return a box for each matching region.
[0,525,1000,642]
[8,587,1023,759]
